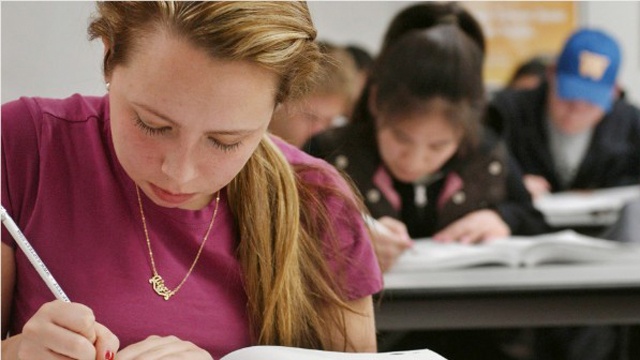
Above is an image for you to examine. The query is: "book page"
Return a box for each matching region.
[515,230,640,267]
[388,239,521,273]
[387,231,640,272]
[534,185,640,226]
[222,346,447,360]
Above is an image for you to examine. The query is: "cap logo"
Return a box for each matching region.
[578,50,610,81]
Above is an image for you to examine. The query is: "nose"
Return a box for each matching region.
[161,144,199,185]
[401,146,432,176]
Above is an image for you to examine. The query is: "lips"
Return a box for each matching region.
[148,183,196,205]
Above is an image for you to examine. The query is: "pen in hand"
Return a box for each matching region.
[0,205,70,302]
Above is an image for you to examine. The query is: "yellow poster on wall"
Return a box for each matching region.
[461,1,578,90]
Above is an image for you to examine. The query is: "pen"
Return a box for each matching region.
[362,214,417,254]
[0,205,70,302]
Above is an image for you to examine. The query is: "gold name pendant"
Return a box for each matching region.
[149,274,173,300]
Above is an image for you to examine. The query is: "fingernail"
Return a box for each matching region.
[105,350,115,360]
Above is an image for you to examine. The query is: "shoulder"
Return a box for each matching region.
[493,81,546,102]
[271,134,331,168]
[462,127,508,162]
[2,94,108,132]
[486,84,548,136]
[490,83,547,116]
[608,98,640,123]
[271,135,365,213]
[303,123,356,158]
[271,135,344,185]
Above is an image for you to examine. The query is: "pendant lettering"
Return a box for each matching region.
[149,274,173,300]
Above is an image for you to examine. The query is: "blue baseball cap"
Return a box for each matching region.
[555,28,621,112]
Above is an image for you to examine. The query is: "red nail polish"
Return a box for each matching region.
[105,350,115,360]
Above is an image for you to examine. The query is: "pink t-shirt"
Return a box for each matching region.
[1,95,382,357]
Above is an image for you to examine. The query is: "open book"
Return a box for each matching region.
[222,346,446,360]
[388,230,640,273]
[533,185,640,227]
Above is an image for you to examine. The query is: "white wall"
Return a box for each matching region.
[1,1,105,103]
[580,1,640,104]
[307,1,415,55]
[2,1,639,104]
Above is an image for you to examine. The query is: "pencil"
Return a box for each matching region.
[0,205,70,302]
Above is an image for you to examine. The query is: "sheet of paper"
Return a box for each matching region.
[223,346,447,360]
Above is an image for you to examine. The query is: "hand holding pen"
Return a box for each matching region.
[1,206,119,360]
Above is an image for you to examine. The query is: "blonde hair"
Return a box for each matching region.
[89,1,360,349]
[314,41,360,113]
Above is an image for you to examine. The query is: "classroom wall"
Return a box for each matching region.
[2,1,639,105]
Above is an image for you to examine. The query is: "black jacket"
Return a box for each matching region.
[486,82,640,192]
[304,121,549,238]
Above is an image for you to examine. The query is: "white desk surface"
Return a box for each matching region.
[534,185,640,227]
[383,262,640,293]
[376,262,640,331]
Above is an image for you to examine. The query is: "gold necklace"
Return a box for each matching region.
[136,186,220,300]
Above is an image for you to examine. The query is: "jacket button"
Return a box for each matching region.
[453,191,466,204]
[488,161,502,175]
[366,189,381,203]
[334,155,349,170]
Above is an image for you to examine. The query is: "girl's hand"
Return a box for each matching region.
[11,300,119,360]
[433,209,510,244]
[369,216,414,272]
[116,335,213,360]
[523,174,551,200]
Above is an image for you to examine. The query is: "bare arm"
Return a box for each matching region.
[433,209,511,244]
[327,296,377,352]
[2,243,119,360]
[368,216,413,273]
[1,243,19,359]
[2,242,16,339]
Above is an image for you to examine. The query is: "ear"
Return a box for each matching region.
[612,83,621,101]
[101,36,112,83]
[545,64,556,83]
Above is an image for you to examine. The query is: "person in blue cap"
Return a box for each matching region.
[486,27,640,360]
[485,28,640,201]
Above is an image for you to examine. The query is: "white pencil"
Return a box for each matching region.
[0,205,70,302]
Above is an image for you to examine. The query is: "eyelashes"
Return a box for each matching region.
[134,115,170,136]
[133,115,241,152]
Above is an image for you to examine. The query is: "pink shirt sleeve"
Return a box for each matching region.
[1,98,42,248]
[275,136,384,300]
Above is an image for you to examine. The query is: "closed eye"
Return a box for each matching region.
[208,138,242,152]
[134,115,171,136]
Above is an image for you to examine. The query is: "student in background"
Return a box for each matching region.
[506,56,550,90]
[345,44,375,100]
[306,19,548,360]
[486,27,640,360]
[485,28,640,200]
[1,2,383,359]
[306,1,547,272]
[269,41,359,148]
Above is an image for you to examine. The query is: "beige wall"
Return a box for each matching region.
[2,1,639,105]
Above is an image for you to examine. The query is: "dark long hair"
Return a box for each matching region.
[381,2,485,54]
[352,24,485,155]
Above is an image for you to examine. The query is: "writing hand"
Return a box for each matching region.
[116,335,212,360]
[7,300,119,360]
[523,174,551,199]
[369,216,413,272]
[433,209,510,244]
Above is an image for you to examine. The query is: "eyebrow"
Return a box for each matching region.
[132,101,258,136]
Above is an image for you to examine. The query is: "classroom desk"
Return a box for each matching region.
[533,185,640,228]
[375,262,640,331]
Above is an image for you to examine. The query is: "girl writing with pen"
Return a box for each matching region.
[1,2,382,359]
[304,3,550,359]
[305,2,550,273]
